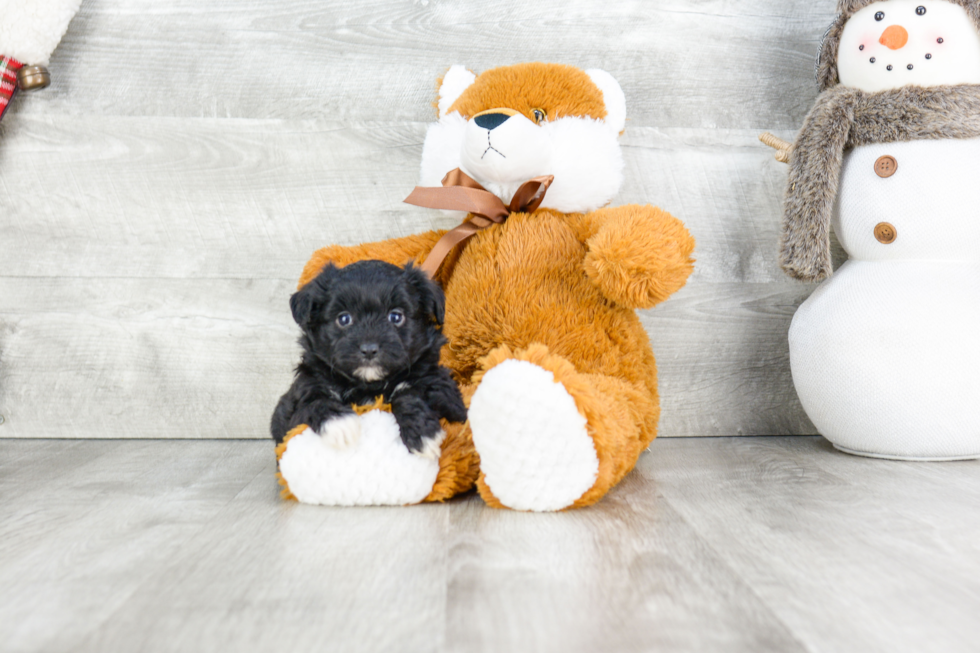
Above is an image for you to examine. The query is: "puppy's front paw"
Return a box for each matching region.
[414,430,446,461]
[317,414,362,449]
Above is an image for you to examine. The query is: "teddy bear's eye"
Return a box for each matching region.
[388,310,405,326]
[916,6,926,15]
[336,313,353,327]
[875,11,885,20]
[532,108,547,124]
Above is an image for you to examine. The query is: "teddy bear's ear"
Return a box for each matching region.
[437,65,477,118]
[585,69,626,133]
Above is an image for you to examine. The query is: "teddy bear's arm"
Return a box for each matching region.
[574,205,695,309]
[298,231,446,286]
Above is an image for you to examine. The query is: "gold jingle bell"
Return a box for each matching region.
[17,65,51,91]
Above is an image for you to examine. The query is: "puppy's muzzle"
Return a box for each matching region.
[359,343,380,360]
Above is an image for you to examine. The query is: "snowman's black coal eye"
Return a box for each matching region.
[916,6,926,15]
[938,37,944,43]
[875,11,885,20]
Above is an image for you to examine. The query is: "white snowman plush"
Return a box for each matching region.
[776,0,980,460]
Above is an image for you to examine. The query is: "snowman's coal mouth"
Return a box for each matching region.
[872,58,930,71]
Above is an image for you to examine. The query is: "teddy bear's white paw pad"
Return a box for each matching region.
[318,414,362,449]
[279,410,440,506]
[469,360,599,511]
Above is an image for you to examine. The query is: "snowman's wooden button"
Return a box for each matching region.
[874,222,897,244]
[874,155,898,178]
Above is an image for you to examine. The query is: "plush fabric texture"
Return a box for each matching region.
[780,83,980,280]
[419,111,625,215]
[790,260,980,460]
[791,138,980,460]
[445,62,608,124]
[833,137,980,260]
[300,203,694,509]
[420,63,626,215]
[468,356,599,512]
[276,413,445,506]
[816,0,980,90]
[276,390,482,505]
[0,0,82,64]
[436,65,477,118]
[296,62,694,510]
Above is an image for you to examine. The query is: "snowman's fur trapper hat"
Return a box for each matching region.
[816,0,980,91]
[780,0,980,281]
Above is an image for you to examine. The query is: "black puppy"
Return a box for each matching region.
[270,260,467,458]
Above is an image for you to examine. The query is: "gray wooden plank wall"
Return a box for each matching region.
[0,0,843,438]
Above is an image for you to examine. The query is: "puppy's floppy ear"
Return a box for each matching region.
[290,288,314,327]
[403,263,446,326]
[290,264,338,326]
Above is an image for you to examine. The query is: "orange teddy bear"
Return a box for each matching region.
[279,62,695,511]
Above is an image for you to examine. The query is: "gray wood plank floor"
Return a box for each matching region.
[2,437,977,653]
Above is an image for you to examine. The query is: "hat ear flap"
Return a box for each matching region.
[815,12,848,91]
[586,69,626,133]
[838,0,868,13]
[437,65,477,118]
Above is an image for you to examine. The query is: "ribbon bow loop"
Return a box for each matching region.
[403,168,554,277]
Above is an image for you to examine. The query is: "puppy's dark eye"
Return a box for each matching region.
[532,108,547,124]
[875,11,885,20]
[916,6,926,15]
[336,313,353,327]
[388,310,405,326]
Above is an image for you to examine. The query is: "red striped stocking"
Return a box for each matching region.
[1,55,24,122]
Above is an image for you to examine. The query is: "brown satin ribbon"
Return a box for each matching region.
[404,168,554,278]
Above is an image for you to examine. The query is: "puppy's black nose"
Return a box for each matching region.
[360,343,380,359]
[473,113,511,131]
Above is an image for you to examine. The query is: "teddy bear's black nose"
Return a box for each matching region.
[360,343,380,359]
[473,113,511,131]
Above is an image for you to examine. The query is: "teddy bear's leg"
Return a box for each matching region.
[423,381,481,502]
[468,345,656,511]
[276,404,476,506]
[423,419,479,502]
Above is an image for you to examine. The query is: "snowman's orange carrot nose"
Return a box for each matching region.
[880,25,909,50]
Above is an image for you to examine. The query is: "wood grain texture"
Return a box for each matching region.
[2,437,978,653]
[0,277,814,438]
[648,437,980,653]
[0,119,806,282]
[0,0,844,438]
[0,278,297,439]
[23,0,836,128]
